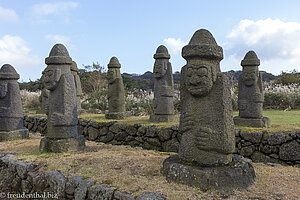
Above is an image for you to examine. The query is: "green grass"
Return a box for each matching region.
[233,109,300,132]
[26,109,300,132]
[78,113,180,127]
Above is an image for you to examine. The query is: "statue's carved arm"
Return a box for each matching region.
[179,114,194,133]
[252,92,263,103]
[195,127,234,154]
[160,85,174,97]
[238,99,247,110]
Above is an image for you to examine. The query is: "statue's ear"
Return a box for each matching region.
[54,68,61,83]
[211,66,217,83]
[0,83,8,99]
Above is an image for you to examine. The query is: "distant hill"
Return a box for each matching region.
[122,70,277,90]
[224,70,276,84]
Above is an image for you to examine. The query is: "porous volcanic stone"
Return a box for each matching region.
[178,29,235,166]
[39,43,85,152]
[36,70,50,114]
[279,140,300,161]
[105,57,130,119]
[70,61,83,111]
[0,129,29,141]
[150,45,176,122]
[162,29,255,191]
[162,155,255,191]
[234,51,270,128]
[0,64,29,141]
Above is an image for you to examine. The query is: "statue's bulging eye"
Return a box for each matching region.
[198,67,208,76]
[187,68,193,77]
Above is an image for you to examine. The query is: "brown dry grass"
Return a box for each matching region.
[1,134,300,200]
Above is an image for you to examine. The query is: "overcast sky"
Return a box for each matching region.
[1,0,300,81]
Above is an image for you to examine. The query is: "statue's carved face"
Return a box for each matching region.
[0,83,8,98]
[242,68,258,86]
[43,68,61,90]
[107,69,117,84]
[186,65,213,97]
[153,59,167,78]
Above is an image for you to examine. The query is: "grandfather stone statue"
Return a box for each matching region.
[162,29,255,191]
[234,51,270,127]
[39,44,85,152]
[0,64,29,141]
[149,45,176,122]
[36,71,50,114]
[70,61,83,111]
[105,57,128,119]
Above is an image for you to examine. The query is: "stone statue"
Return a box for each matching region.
[0,64,29,141]
[178,29,234,166]
[70,61,83,111]
[39,44,85,152]
[105,57,128,119]
[234,51,270,127]
[36,71,50,114]
[162,29,255,191]
[149,45,176,122]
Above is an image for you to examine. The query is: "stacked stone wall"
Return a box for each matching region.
[0,153,166,200]
[23,115,300,166]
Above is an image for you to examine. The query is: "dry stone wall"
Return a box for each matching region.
[0,153,166,200]
[23,115,300,167]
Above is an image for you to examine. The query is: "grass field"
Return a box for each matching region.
[1,134,300,200]
[27,109,300,132]
[79,109,300,132]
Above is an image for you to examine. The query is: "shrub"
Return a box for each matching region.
[263,82,300,109]
[126,90,154,116]
[20,90,41,110]
[81,89,108,112]
[275,70,300,85]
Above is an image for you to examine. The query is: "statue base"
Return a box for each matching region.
[234,116,270,128]
[39,135,85,153]
[161,154,255,191]
[105,111,131,120]
[149,114,178,123]
[0,129,29,141]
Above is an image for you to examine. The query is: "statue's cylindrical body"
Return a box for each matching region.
[36,70,50,114]
[0,64,29,141]
[105,57,127,119]
[234,50,270,127]
[178,29,235,166]
[70,61,83,110]
[39,43,85,152]
[0,64,24,130]
[149,45,175,122]
[162,29,255,191]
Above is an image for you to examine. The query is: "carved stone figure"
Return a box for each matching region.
[0,64,29,141]
[178,29,235,165]
[149,45,176,122]
[105,57,129,119]
[36,71,50,114]
[234,51,270,127]
[39,44,85,152]
[162,29,255,191]
[70,61,83,111]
